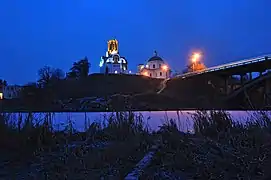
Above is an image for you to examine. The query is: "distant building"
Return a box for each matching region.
[137,51,171,79]
[0,81,6,100]
[3,85,22,99]
[99,39,131,74]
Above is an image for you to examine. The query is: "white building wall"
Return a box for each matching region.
[145,69,169,79]
[146,61,163,70]
[142,60,170,79]
[108,63,122,73]
[100,63,129,74]
[100,56,128,74]
[3,85,22,99]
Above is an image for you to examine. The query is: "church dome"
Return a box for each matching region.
[148,51,164,62]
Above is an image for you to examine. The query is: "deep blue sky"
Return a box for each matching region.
[1,0,271,85]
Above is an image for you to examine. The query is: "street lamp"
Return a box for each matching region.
[191,52,201,63]
[143,71,148,76]
[191,52,201,72]
[162,65,168,71]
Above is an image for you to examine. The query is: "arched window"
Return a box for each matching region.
[153,64,155,68]
[150,73,152,77]
[160,72,162,76]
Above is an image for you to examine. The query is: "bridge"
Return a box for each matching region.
[176,54,271,78]
[158,54,271,110]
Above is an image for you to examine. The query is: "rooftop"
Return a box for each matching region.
[148,51,164,62]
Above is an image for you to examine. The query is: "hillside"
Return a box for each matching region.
[159,74,226,108]
[54,73,163,99]
[1,73,231,111]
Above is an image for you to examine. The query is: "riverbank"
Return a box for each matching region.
[0,111,271,179]
[142,111,271,179]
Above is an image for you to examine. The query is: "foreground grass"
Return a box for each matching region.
[2,111,271,179]
[0,112,154,179]
[142,111,271,180]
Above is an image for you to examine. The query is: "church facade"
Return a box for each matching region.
[99,39,130,74]
[137,51,171,79]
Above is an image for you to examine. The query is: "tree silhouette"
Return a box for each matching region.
[36,66,65,104]
[0,79,7,87]
[37,66,65,87]
[0,79,7,93]
[67,57,90,79]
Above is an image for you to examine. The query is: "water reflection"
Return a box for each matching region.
[4,111,249,132]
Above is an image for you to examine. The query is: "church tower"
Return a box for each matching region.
[107,39,119,55]
[100,39,129,74]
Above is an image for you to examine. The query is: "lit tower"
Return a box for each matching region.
[107,39,119,55]
[100,39,129,74]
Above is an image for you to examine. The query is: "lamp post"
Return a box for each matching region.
[191,52,201,72]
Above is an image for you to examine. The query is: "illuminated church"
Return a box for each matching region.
[137,51,171,79]
[99,39,129,74]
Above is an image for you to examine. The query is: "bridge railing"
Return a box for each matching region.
[176,55,271,78]
[199,55,271,74]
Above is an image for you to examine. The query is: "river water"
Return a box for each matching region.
[3,111,258,132]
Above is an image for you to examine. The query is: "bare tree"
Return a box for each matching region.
[38,66,65,87]
[52,68,65,81]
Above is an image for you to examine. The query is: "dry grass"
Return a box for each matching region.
[0,111,154,179]
[143,111,271,180]
[4,110,270,179]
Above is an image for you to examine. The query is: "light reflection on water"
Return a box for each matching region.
[5,111,251,132]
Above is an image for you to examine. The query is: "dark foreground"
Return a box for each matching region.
[1,111,271,179]
[3,72,269,112]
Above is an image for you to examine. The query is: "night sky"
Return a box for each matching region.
[1,0,271,85]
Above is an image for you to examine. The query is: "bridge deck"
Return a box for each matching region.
[177,55,271,78]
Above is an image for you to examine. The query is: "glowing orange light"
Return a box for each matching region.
[191,52,201,63]
[162,65,168,71]
[143,71,148,76]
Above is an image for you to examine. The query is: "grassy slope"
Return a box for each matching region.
[160,74,226,108]
[55,74,163,99]
[2,73,230,110]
